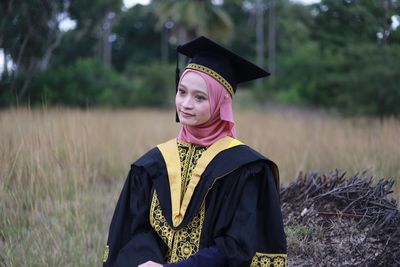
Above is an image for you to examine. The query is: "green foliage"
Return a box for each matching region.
[0,59,176,108]
[317,44,400,117]
[0,74,19,107]
[111,5,162,71]
[285,224,312,241]
[312,0,388,47]
[222,0,256,60]
[253,0,400,117]
[30,59,134,107]
[276,0,315,54]
[69,0,123,31]
[152,0,234,43]
[124,62,175,107]
[50,27,99,68]
[0,0,64,71]
[263,41,400,117]
[51,0,125,69]
[2,0,400,116]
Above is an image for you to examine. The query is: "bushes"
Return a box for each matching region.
[255,43,400,117]
[124,62,175,107]
[1,59,176,108]
[3,42,399,117]
[33,58,135,107]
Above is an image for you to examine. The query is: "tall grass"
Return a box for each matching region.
[0,107,399,266]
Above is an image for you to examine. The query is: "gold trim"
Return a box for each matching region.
[150,191,174,248]
[103,245,109,262]
[157,139,182,226]
[186,63,234,96]
[251,253,287,267]
[149,190,206,263]
[177,141,207,204]
[169,202,205,263]
[157,136,242,227]
[179,137,241,225]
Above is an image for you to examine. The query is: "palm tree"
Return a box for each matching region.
[151,0,234,45]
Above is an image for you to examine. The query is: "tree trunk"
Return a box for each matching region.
[97,12,114,67]
[103,12,114,67]
[382,0,393,45]
[39,29,63,71]
[3,48,8,76]
[268,0,276,79]
[256,0,264,69]
[161,24,169,63]
[177,25,187,65]
[19,60,35,99]
[178,25,187,45]
[15,27,33,74]
[39,1,66,71]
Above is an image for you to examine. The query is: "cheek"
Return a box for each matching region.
[175,94,180,107]
[200,102,211,118]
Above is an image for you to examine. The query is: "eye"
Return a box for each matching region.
[178,88,186,95]
[195,95,207,102]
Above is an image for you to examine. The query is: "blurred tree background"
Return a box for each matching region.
[1,0,399,116]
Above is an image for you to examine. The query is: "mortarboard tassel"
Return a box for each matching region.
[175,46,181,122]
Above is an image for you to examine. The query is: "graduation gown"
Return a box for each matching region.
[103,136,287,266]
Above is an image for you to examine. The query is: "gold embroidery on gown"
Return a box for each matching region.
[150,141,207,263]
[250,253,287,267]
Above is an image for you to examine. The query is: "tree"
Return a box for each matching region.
[0,0,125,103]
[312,0,400,48]
[284,0,400,116]
[0,0,67,97]
[111,5,162,71]
[68,0,123,66]
[222,0,257,60]
[151,0,234,45]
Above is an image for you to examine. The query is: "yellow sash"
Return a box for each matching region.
[157,136,242,227]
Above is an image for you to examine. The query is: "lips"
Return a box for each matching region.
[180,111,194,118]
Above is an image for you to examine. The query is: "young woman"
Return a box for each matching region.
[103,36,287,267]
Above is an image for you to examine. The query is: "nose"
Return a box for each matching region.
[181,95,194,109]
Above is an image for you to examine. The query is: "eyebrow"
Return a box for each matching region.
[178,84,208,96]
[194,90,208,96]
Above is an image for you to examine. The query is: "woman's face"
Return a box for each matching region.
[176,72,211,126]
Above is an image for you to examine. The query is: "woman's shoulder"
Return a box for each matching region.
[132,147,162,168]
[123,146,164,182]
[130,138,177,170]
[218,142,280,186]
[221,141,275,165]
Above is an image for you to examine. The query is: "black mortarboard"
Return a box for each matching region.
[176,36,270,96]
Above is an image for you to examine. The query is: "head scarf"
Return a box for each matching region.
[177,69,236,146]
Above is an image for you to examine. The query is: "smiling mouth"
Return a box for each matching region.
[180,111,194,117]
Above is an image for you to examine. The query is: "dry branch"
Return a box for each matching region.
[281,170,400,267]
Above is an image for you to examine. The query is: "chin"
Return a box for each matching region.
[179,118,198,126]
[180,120,196,126]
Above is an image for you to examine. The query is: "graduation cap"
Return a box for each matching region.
[176,36,270,97]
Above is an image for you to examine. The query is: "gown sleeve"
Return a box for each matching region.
[165,163,287,267]
[213,163,287,267]
[103,166,166,267]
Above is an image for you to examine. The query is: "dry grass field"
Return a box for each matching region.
[1,107,399,266]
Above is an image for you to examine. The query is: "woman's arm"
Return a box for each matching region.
[138,247,225,267]
[164,247,225,267]
[103,166,165,267]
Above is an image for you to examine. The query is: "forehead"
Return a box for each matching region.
[179,72,208,94]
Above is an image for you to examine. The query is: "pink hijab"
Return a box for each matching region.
[177,69,237,146]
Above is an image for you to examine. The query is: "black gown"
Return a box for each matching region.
[103,136,287,267]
